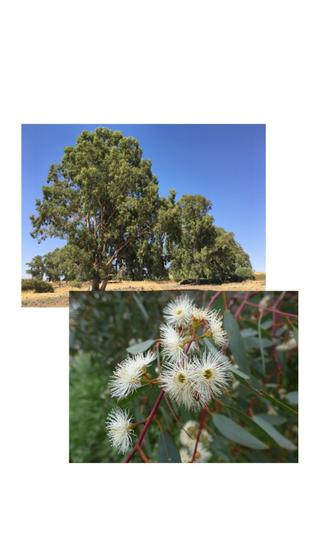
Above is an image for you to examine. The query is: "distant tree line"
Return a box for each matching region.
[29,128,254,289]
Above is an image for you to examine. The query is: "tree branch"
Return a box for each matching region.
[124,389,165,463]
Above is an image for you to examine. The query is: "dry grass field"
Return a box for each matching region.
[21,273,265,307]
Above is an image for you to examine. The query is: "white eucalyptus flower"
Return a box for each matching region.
[276,334,297,352]
[180,448,192,463]
[191,349,231,405]
[192,444,212,463]
[207,311,228,347]
[163,296,193,327]
[179,420,199,446]
[190,306,228,347]
[106,408,134,454]
[189,305,214,326]
[133,350,156,370]
[160,361,197,410]
[259,295,271,311]
[109,351,155,399]
[180,444,212,463]
[160,324,186,362]
[180,420,213,448]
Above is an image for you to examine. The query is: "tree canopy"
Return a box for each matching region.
[30,127,254,288]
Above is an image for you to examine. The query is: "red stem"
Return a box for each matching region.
[271,293,286,389]
[124,390,165,463]
[206,291,221,309]
[234,292,250,320]
[191,408,207,462]
[242,300,297,318]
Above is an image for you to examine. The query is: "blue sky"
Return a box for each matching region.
[22,124,265,274]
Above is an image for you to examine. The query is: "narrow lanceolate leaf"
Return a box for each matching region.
[241,328,258,338]
[203,338,217,353]
[224,311,250,375]
[229,364,250,380]
[255,413,287,427]
[132,293,150,321]
[157,432,181,463]
[236,377,298,416]
[126,338,155,354]
[292,326,298,345]
[213,414,268,450]
[285,391,298,405]
[252,415,297,451]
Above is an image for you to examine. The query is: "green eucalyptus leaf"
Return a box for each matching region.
[254,414,287,426]
[241,328,258,338]
[132,293,150,321]
[252,415,296,451]
[244,337,278,350]
[224,311,250,374]
[285,391,298,405]
[261,319,273,329]
[236,377,298,416]
[126,338,155,354]
[157,432,181,463]
[229,364,250,380]
[213,414,268,450]
[203,338,217,353]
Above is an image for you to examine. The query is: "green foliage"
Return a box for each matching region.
[157,432,182,463]
[167,199,254,282]
[69,291,298,463]
[224,310,250,374]
[212,414,268,450]
[21,278,54,292]
[31,128,161,288]
[26,255,45,280]
[43,245,92,282]
[30,128,254,287]
[68,280,83,288]
[234,266,255,281]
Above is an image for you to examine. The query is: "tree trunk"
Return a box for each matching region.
[89,278,100,291]
[99,279,108,291]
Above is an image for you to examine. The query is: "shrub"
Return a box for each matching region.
[21,279,54,293]
[68,280,83,288]
[234,266,255,281]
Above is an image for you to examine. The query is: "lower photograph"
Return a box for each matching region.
[69,291,298,463]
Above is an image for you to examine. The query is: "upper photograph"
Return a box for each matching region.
[22,124,265,307]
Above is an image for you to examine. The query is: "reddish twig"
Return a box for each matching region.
[241,300,297,318]
[136,443,150,463]
[206,291,221,310]
[234,292,250,320]
[271,292,286,389]
[124,390,165,463]
[191,408,208,463]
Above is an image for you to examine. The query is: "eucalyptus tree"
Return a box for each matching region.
[31,128,162,290]
[167,195,254,282]
[26,255,45,280]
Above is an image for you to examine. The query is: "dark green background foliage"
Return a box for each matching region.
[69,291,298,463]
[21,278,54,292]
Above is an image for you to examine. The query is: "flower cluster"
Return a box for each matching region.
[179,420,213,463]
[160,296,231,411]
[106,295,232,455]
[105,408,135,454]
[109,351,156,399]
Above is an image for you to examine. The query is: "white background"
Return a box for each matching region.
[1,1,314,559]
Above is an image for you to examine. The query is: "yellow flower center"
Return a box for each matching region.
[204,368,213,380]
[176,372,186,383]
[175,308,183,316]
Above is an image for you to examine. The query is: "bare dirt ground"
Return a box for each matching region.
[21,274,265,308]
